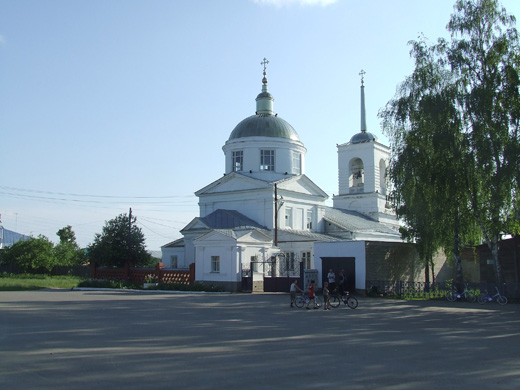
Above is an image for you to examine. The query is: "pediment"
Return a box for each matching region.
[276,175,328,199]
[180,217,210,233]
[195,228,273,244]
[195,173,271,196]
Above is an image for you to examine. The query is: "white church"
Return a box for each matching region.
[161,60,403,292]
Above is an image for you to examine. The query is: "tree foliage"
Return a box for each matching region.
[0,235,57,273]
[380,0,520,284]
[54,225,85,266]
[87,213,153,267]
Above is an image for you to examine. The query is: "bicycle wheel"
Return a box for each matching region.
[329,295,341,308]
[464,291,476,303]
[497,295,508,305]
[294,295,305,308]
[478,294,487,304]
[446,291,456,302]
[346,296,358,309]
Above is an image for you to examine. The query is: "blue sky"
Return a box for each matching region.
[2,0,520,250]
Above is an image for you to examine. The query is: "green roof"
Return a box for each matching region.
[228,114,300,141]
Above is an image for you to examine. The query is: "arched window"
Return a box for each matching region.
[349,158,364,192]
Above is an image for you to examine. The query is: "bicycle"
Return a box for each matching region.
[478,287,508,305]
[329,290,358,309]
[294,294,321,309]
[446,283,476,303]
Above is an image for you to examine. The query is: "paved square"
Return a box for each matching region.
[1,290,519,389]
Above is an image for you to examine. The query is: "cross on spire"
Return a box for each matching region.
[359,69,366,86]
[261,57,269,73]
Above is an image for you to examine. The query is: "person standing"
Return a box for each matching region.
[338,270,345,295]
[290,279,303,307]
[323,282,331,310]
[327,269,336,292]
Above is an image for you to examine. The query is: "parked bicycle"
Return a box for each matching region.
[478,286,508,305]
[446,283,476,303]
[329,289,358,309]
[294,294,321,309]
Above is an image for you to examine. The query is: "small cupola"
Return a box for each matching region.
[256,58,274,116]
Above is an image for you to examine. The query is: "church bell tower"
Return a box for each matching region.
[332,71,396,227]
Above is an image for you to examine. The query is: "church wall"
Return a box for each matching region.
[194,235,275,292]
[223,137,306,177]
[194,241,239,285]
[182,232,200,265]
[161,246,186,269]
[199,190,274,229]
[279,200,323,231]
[277,241,314,264]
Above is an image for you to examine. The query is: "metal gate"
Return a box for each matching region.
[241,255,302,293]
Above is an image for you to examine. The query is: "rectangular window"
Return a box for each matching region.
[285,252,296,271]
[285,207,293,228]
[260,149,275,171]
[251,255,258,272]
[232,151,243,172]
[306,210,313,230]
[292,152,301,174]
[302,252,311,269]
[170,255,178,269]
[211,256,220,273]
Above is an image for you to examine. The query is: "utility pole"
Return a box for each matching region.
[128,208,132,266]
[129,208,132,236]
[274,184,278,247]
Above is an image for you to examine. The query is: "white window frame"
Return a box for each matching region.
[302,251,311,269]
[251,255,258,272]
[232,150,243,172]
[260,149,275,171]
[285,251,296,271]
[306,209,313,230]
[292,151,301,174]
[285,207,293,228]
[170,255,178,269]
[211,256,220,273]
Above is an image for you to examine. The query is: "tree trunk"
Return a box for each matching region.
[491,234,502,285]
[424,257,430,292]
[454,225,463,284]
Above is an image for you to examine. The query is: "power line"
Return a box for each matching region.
[0,185,195,199]
[0,191,197,205]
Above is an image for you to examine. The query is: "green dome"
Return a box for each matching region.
[228,115,300,141]
[350,131,377,144]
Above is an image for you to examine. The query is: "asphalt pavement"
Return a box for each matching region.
[1,289,519,390]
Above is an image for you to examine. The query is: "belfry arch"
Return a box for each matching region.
[349,158,364,191]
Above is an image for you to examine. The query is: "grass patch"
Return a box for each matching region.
[0,273,85,290]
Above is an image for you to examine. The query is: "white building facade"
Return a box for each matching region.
[162,63,402,291]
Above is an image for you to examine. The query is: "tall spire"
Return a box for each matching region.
[256,57,274,116]
[359,69,367,133]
